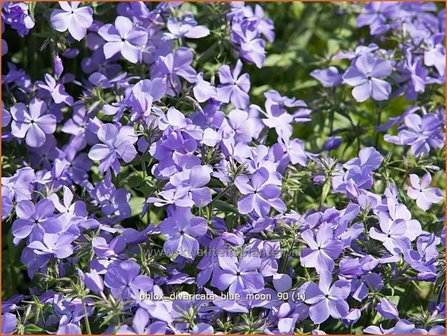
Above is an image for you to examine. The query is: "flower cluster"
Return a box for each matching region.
[1,1,445,335]
[312,2,445,103]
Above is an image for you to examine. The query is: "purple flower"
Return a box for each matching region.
[84,269,104,294]
[90,172,131,219]
[235,167,286,217]
[151,47,197,94]
[10,99,57,148]
[231,19,267,68]
[53,54,64,78]
[217,60,250,109]
[1,312,18,334]
[344,147,383,172]
[166,15,210,39]
[50,2,93,41]
[1,2,446,333]
[169,165,213,207]
[88,123,138,174]
[2,39,7,56]
[228,5,273,68]
[192,323,214,334]
[104,260,153,300]
[357,2,399,35]
[2,107,11,128]
[343,53,392,102]
[49,186,96,230]
[304,270,351,324]
[384,111,445,156]
[339,257,383,301]
[262,105,293,141]
[214,254,264,294]
[159,207,208,259]
[260,90,310,140]
[322,136,342,151]
[116,308,166,334]
[401,51,429,98]
[57,322,82,335]
[407,173,443,211]
[279,138,308,166]
[12,199,62,244]
[146,188,194,208]
[37,74,73,105]
[333,44,379,61]
[403,233,441,280]
[370,199,422,254]
[311,67,342,88]
[333,147,383,198]
[424,37,445,76]
[1,194,13,220]
[27,232,75,259]
[197,238,227,287]
[377,298,399,320]
[300,223,344,273]
[1,167,35,202]
[272,273,292,292]
[364,320,421,334]
[193,73,216,103]
[223,109,258,144]
[90,236,125,273]
[98,16,148,63]
[246,239,281,276]
[126,78,166,119]
[2,2,35,37]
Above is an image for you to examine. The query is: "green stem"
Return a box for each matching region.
[82,302,92,334]
[375,106,383,147]
[212,184,232,203]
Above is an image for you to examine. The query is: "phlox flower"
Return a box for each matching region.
[10,99,57,148]
[343,53,392,102]
[50,1,93,41]
[98,16,148,63]
[407,173,443,211]
[304,270,351,324]
[88,123,138,174]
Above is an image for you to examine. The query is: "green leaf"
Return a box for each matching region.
[129,197,145,217]
[291,2,305,18]
[28,2,36,21]
[214,200,237,213]
[124,171,153,194]
[321,180,331,205]
[126,171,146,188]
[388,295,400,306]
[24,324,45,333]
[264,52,295,67]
